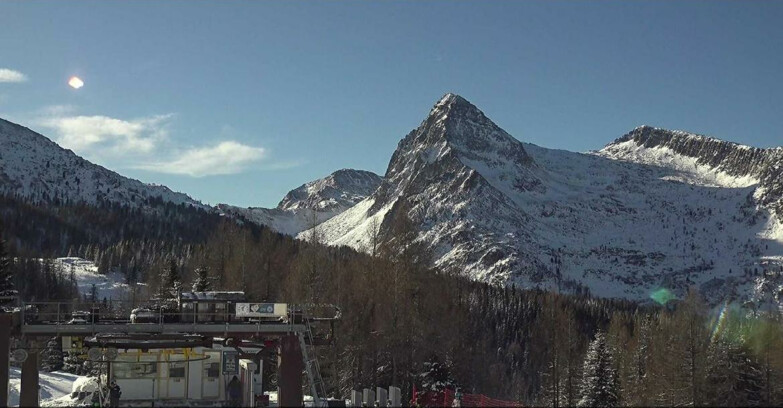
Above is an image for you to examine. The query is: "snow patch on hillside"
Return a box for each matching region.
[598,140,759,188]
[299,198,395,250]
[221,169,382,235]
[52,257,131,300]
[305,95,783,304]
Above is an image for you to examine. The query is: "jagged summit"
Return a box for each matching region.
[604,125,775,184]
[431,92,470,111]
[417,93,531,160]
[277,168,382,212]
[609,125,753,150]
[383,94,537,196]
[219,168,382,236]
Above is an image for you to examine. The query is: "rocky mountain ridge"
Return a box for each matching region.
[608,125,783,216]
[0,118,204,209]
[219,168,382,235]
[303,94,783,305]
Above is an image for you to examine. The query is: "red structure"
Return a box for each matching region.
[413,387,523,407]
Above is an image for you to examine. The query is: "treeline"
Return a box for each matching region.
[0,224,78,301]
[536,291,783,407]
[0,193,224,257]
[9,257,79,302]
[122,207,646,404]
[2,194,783,406]
[133,212,783,406]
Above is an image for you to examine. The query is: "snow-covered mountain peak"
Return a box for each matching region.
[277,168,382,213]
[431,92,470,112]
[413,93,534,166]
[608,125,755,152]
[305,96,783,305]
[381,94,540,204]
[218,168,382,235]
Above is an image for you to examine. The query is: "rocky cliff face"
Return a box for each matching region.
[375,93,540,206]
[305,94,783,305]
[311,94,550,284]
[606,125,783,218]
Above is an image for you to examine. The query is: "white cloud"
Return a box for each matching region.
[0,68,28,83]
[38,114,172,155]
[137,141,267,177]
[29,107,272,177]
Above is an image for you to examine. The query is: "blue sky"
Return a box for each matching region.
[1,1,782,207]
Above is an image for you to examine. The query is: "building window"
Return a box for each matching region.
[204,362,219,378]
[112,356,135,379]
[114,361,157,379]
[113,355,147,379]
[169,362,186,378]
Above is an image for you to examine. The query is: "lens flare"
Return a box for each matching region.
[710,301,730,344]
[650,287,676,305]
[68,76,84,89]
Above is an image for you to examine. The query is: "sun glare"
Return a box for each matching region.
[68,76,84,89]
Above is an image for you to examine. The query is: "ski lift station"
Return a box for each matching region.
[0,291,340,407]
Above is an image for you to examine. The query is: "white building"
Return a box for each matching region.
[108,344,265,404]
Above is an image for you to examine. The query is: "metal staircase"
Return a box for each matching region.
[299,313,328,407]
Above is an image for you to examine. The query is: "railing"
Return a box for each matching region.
[14,300,341,342]
[18,299,279,326]
[18,300,342,325]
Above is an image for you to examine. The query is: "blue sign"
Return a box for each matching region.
[250,303,275,314]
[222,351,239,375]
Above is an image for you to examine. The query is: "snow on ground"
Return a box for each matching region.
[298,197,396,251]
[8,367,80,407]
[53,257,132,300]
[598,140,760,188]
[307,124,783,303]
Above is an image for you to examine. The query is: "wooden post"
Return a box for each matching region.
[20,339,39,407]
[278,334,303,407]
[0,314,11,407]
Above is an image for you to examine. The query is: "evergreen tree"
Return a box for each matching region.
[192,266,211,292]
[420,357,456,392]
[705,334,764,407]
[578,331,619,408]
[0,223,14,294]
[41,337,64,372]
[63,349,87,375]
[165,258,180,287]
[160,258,181,297]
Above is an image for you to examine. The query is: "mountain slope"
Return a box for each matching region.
[603,125,783,217]
[303,94,783,304]
[219,169,382,235]
[0,118,204,208]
